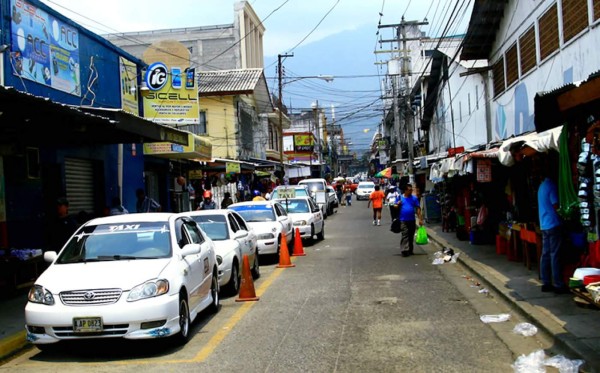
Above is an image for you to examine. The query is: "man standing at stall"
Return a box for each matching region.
[537,170,568,294]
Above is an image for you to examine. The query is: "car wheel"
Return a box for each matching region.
[316,223,325,240]
[176,295,191,344]
[251,251,261,279]
[224,262,240,296]
[208,271,220,314]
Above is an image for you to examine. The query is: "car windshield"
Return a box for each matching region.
[229,204,276,222]
[359,184,375,189]
[301,182,325,192]
[278,199,310,214]
[190,215,229,240]
[271,188,309,199]
[56,222,172,263]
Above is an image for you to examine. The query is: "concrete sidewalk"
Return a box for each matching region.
[426,223,600,372]
[1,222,600,370]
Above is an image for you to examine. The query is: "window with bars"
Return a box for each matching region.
[594,0,600,21]
[539,3,559,61]
[562,0,588,42]
[506,43,519,87]
[519,26,537,76]
[492,57,505,98]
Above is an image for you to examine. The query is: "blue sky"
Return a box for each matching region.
[41,0,473,154]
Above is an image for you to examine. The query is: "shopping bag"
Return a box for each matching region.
[390,218,401,234]
[416,225,428,244]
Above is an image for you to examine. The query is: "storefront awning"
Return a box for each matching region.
[0,86,189,147]
[497,126,562,166]
[142,133,212,160]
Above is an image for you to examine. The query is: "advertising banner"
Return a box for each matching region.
[294,134,314,153]
[119,57,139,115]
[10,0,81,96]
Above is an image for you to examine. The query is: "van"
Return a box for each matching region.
[298,178,330,217]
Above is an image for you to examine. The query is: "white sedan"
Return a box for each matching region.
[228,201,294,257]
[356,181,376,200]
[275,197,325,242]
[25,213,219,349]
[184,209,260,296]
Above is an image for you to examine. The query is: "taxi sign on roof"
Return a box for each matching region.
[277,187,296,199]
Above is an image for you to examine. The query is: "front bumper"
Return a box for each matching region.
[25,292,180,344]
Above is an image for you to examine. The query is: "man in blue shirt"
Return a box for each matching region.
[395,183,424,257]
[537,175,567,294]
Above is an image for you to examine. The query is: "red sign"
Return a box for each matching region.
[448,146,465,156]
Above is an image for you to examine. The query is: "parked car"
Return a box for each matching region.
[298,178,330,217]
[274,196,325,241]
[228,201,294,257]
[356,181,376,200]
[269,185,311,200]
[25,213,219,349]
[183,209,260,296]
[326,185,339,209]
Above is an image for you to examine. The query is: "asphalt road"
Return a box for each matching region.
[1,200,557,372]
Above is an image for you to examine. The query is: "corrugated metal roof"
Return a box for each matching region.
[198,68,273,114]
[461,0,508,61]
[198,68,265,95]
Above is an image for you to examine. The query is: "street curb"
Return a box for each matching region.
[427,230,600,372]
[0,331,27,361]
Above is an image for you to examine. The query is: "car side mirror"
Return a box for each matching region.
[233,230,249,239]
[181,243,201,257]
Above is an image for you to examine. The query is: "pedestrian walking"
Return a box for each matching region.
[136,188,161,213]
[395,183,423,257]
[367,185,386,226]
[385,186,399,221]
[537,169,568,294]
[344,183,353,206]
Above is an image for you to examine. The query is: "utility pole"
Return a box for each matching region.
[278,53,293,175]
[379,17,428,184]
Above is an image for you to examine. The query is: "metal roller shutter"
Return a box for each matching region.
[65,158,95,214]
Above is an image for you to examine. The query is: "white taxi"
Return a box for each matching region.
[356,181,376,200]
[184,209,260,296]
[275,196,325,242]
[25,213,219,349]
[228,201,294,257]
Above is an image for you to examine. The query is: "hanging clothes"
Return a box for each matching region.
[558,124,578,220]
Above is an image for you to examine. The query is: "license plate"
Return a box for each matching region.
[73,317,103,333]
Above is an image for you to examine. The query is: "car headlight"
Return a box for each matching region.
[257,233,275,240]
[28,285,55,305]
[293,220,308,226]
[128,279,169,302]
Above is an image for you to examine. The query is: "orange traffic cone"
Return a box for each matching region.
[235,254,259,302]
[276,232,295,268]
[292,227,306,256]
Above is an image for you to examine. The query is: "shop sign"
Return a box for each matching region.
[476,159,492,182]
[226,162,241,174]
[448,146,465,156]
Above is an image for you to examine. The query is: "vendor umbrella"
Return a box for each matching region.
[375,167,392,178]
